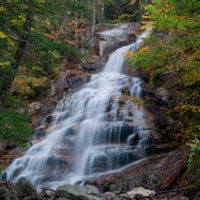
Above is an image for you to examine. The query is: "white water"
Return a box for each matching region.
[2,30,149,189]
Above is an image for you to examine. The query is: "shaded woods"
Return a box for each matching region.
[128,0,200,187]
[0,0,144,146]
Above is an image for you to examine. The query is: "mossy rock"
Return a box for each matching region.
[0,189,18,200]
[13,177,37,198]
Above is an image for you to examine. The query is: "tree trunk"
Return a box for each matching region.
[91,0,96,47]
[100,1,104,24]
[0,7,33,105]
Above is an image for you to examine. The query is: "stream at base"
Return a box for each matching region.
[2,30,150,189]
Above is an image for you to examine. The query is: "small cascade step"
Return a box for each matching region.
[84,145,141,174]
[92,125,140,144]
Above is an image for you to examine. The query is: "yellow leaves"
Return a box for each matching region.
[0,61,10,69]
[0,31,7,39]
[175,103,200,113]
[141,21,153,31]
[0,61,10,66]
[0,6,5,12]
[138,47,148,54]
[142,15,151,19]
[8,38,14,46]
[11,16,26,25]
[132,96,143,103]
[141,9,152,31]
[0,31,15,46]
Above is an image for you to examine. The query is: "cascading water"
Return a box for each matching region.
[2,30,150,189]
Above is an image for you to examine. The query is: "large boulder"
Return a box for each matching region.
[0,189,18,200]
[87,146,190,192]
[50,70,90,97]
[13,177,37,198]
[55,184,100,200]
[127,187,155,199]
[82,55,108,72]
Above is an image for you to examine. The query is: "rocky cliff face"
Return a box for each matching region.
[82,23,140,72]
[95,23,140,56]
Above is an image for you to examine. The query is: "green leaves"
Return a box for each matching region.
[0,96,32,147]
[187,139,200,183]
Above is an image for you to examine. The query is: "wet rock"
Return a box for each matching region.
[55,184,79,199]
[68,123,80,135]
[13,177,37,198]
[11,147,28,154]
[88,146,190,192]
[153,144,176,154]
[85,185,100,195]
[45,155,69,169]
[127,133,139,146]
[170,197,189,200]
[101,192,118,200]
[28,102,42,114]
[0,171,7,183]
[50,70,89,97]
[118,95,129,104]
[119,193,129,199]
[127,187,155,199]
[0,188,18,200]
[82,56,108,72]
[155,87,170,103]
[95,23,140,56]
[122,87,131,96]
[125,116,135,122]
[55,184,100,200]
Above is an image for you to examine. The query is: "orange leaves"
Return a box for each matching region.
[65,40,75,45]
[122,51,135,58]
[175,103,200,113]
[70,20,78,28]
[4,123,9,128]
[44,33,54,39]
[129,0,136,5]
[44,29,57,40]
[138,47,149,53]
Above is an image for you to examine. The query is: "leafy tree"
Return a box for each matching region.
[0,0,96,146]
[129,0,200,183]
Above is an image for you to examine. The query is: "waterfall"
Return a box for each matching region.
[2,30,150,189]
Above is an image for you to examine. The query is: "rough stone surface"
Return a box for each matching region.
[0,188,18,200]
[88,146,190,192]
[101,192,118,200]
[50,70,90,97]
[56,198,69,200]
[127,187,155,199]
[95,23,140,56]
[85,185,100,195]
[56,184,100,200]
[82,55,108,72]
[13,177,37,198]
